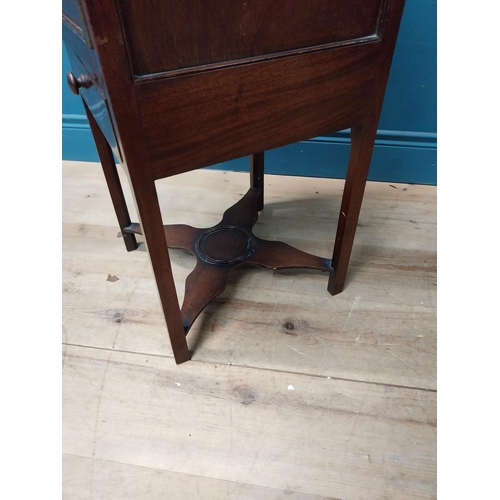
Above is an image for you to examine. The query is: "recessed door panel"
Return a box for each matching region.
[117,0,383,76]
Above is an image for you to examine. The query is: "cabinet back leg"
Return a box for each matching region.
[83,100,138,252]
[250,152,264,211]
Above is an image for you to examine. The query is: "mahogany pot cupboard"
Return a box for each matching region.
[63,0,406,364]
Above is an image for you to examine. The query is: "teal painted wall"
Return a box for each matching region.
[62,0,436,185]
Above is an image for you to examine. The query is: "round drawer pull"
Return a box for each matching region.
[67,72,94,95]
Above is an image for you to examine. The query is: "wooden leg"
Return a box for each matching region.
[83,101,138,252]
[250,152,264,211]
[328,121,378,296]
[128,173,191,364]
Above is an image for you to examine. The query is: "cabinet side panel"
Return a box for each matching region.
[134,43,380,178]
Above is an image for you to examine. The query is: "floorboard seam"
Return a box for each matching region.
[62,342,437,392]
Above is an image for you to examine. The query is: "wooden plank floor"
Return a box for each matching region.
[62,161,436,499]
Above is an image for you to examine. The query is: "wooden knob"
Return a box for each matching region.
[67,72,94,95]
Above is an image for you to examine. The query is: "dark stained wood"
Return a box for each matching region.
[69,0,192,364]
[117,0,382,76]
[123,188,331,332]
[122,167,192,364]
[219,187,261,230]
[162,225,204,253]
[126,223,203,253]
[250,152,264,211]
[83,99,138,252]
[63,0,406,363]
[247,240,331,271]
[329,0,406,295]
[328,122,378,295]
[137,42,379,178]
[181,262,233,332]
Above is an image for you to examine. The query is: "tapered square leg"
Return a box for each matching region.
[328,121,378,295]
[83,101,138,252]
[127,175,191,364]
[250,152,264,211]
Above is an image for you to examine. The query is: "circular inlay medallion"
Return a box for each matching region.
[195,226,255,265]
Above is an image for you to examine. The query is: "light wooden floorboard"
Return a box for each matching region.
[62,161,436,498]
[62,454,332,500]
[63,345,436,499]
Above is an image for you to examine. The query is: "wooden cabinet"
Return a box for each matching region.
[63,0,406,364]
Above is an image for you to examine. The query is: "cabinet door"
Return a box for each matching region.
[116,0,383,77]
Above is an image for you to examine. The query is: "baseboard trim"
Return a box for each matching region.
[62,115,436,185]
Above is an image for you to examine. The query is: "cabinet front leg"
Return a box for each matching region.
[328,121,378,296]
[130,176,191,364]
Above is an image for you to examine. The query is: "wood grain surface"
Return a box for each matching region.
[136,43,378,178]
[117,0,382,75]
